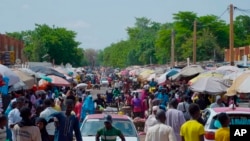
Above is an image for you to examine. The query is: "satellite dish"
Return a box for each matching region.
[15,59,21,64]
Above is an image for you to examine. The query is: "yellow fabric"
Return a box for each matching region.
[215,127,230,141]
[53,105,61,111]
[180,120,205,141]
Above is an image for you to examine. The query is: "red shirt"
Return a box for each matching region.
[74,102,82,120]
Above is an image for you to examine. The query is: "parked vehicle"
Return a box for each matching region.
[100,77,109,87]
[80,114,140,141]
[202,106,250,141]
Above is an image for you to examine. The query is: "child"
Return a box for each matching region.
[215,113,230,141]
[0,115,7,141]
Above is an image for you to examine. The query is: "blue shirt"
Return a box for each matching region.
[50,112,82,141]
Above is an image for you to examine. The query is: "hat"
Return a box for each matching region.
[104,114,112,124]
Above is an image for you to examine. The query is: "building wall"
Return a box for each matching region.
[224,46,250,62]
[0,34,24,64]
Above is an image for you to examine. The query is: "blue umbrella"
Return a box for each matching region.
[39,74,52,83]
[166,69,180,77]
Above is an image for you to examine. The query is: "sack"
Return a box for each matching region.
[183,103,190,121]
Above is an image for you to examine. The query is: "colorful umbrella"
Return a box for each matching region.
[47,75,71,86]
[157,68,180,84]
[226,72,250,96]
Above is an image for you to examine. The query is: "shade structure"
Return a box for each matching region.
[75,83,87,89]
[30,66,65,79]
[9,81,26,92]
[157,68,180,84]
[216,66,241,75]
[47,75,71,86]
[223,70,246,81]
[226,72,250,96]
[188,71,224,85]
[52,67,73,79]
[138,69,155,81]
[190,76,230,95]
[0,64,20,86]
[147,73,156,81]
[170,65,204,80]
[12,69,35,89]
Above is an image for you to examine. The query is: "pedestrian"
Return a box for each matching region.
[145,109,176,141]
[166,98,186,141]
[39,98,58,141]
[144,106,158,133]
[177,95,190,121]
[50,99,82,141]
[8,96,25,141]
[13,107,42,141]
[131,92,142,118]
[36,117,50,141]
[80,95,95,122]
[74,97,83,120]
[215,113,230,141]
[210,95,225,108]
[95,114,125,141]
[180,103,205,141]
[0,115,7,141]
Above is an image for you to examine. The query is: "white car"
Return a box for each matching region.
[100,77,109,87]
[202,106,250,141]
[80,114,140,141]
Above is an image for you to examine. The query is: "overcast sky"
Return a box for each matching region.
[0,0,249,50]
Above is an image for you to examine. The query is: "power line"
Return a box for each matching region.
[217,7,230,20]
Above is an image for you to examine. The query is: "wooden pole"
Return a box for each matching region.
[229,4,235,66]
[171,29,175,67]
[193,20,197,65]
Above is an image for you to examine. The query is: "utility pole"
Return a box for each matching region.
[171,29,175,68]
[193,20,197,65]
[229,4,235,66]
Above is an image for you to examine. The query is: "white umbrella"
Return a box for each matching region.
[170,65,204,80]
[190,77,230,95]
[75,83,88,88]
[216,66,241,75]
[9,81,26,92]
[0,64,20,86]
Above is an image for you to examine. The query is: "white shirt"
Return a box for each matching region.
[145,122,177,141]
[39,107,58,135]
[8,108,22,141]
[144,114,157,133]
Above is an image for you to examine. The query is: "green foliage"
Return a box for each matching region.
[7,24,84,67]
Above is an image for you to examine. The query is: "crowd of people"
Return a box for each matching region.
[0,68,239,141]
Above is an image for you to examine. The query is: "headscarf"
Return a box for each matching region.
[83,95,94,111]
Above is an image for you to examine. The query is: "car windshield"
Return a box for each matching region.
[81,119,137,137]
[210,113,250,129]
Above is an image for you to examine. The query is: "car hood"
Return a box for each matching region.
[82,136,138,141]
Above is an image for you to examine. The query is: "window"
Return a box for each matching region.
[209,114,250,129]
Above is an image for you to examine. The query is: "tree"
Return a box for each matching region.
[234,15,250,46]
[7,24,84,66]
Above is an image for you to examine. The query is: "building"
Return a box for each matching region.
[0,34,24,65]
[224,45,250,62]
